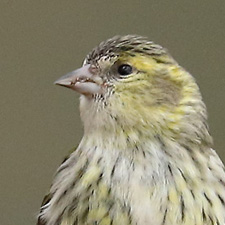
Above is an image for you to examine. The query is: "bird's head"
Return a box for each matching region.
[55,35,211,145]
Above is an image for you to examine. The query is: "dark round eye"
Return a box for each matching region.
[118,64,133,76]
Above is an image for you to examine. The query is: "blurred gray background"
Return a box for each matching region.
[1,1,225,224]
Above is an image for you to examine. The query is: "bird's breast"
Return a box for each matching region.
[40,139,225,225]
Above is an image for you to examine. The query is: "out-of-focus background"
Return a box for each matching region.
[1,1,225,224]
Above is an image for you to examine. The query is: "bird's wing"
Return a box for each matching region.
[37,146,78,225]
[37,193,53,225]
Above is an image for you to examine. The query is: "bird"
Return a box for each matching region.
[37,35,225,225]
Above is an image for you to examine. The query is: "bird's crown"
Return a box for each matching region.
[84,35,168,65]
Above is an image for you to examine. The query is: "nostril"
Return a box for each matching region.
[89,65,98,74]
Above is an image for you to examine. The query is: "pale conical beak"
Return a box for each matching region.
[54,64,103,95]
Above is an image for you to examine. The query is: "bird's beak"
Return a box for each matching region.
[54,64,103,95]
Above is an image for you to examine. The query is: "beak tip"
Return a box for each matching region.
[54,64,92,88]
[54,79,71,86]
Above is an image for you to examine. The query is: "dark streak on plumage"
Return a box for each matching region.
[110,157,120,179]
[97,157,102,164]
[217,194,225,205]
[155,134,172,158]
[57,148,79,174]
[96,173,104,186]
[180,195,185,221]
[208,215,214,224]
[202,208,206,221]
[162,208,168,224]
[219,179,225,187]
[178,168,187,182]
[190,190,195,199]
[127,206,133,225]
[168,164,173,176]
[204,192,213,206]
[181,144,192,152]
[81,206,90,223]
[55,209,66,225]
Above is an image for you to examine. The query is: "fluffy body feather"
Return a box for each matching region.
[38,35,225,225]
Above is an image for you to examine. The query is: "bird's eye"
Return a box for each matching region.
[117,64,133,76]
